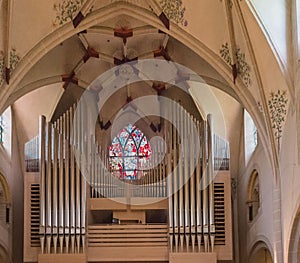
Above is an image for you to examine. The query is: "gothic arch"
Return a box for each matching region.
[0,173,10,205]
[288,209,300,262]
[0,1,275,178]
[249,239,273,263]
[247,169,260,222]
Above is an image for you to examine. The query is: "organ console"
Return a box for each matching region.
[24,100,232,263]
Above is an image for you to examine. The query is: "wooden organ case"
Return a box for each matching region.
[24,102,232,263]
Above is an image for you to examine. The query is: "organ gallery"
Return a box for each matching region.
[0,1,298,263]
[24,75,232,262]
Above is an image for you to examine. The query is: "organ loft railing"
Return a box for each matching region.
[24,102,230,256]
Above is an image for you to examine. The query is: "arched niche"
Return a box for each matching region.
[0,173,11,225]
[249,240,273,263]
[288,210,300,262]
[247,169,260,222]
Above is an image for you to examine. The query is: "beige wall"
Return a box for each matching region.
[0,106,24,263]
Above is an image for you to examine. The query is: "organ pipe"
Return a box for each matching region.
[207,114,215,227]
[65,111,70,231]
[53,126,58,231]
[36,99,228,255]
[202,120,208,230]
[207,114,215,252]
[39,116,46,231]
[46,123,52,232]
[59,118,64,231]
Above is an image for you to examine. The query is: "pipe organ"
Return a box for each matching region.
[24,102,232,263]
[38,106,86,255]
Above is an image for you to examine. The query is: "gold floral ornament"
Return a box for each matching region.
[268,90,288,148]
[53,0,93,26]
[160,0,188,26]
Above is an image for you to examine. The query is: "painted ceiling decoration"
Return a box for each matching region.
[267,90,288,149]
[0,50,20,87]
[53,0,83,26]
[159,0,188,26]
[0,0,294,181]
[53,0,94,27]
[220,42,251,87]
[0,53,4,87]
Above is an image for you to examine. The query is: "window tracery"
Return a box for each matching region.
[109,124,151,180]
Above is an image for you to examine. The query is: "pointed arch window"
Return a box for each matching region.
[109,124,152,180]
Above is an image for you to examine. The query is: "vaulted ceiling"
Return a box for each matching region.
[0,0,298,178]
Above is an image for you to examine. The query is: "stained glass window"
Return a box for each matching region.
[109,124,151,180]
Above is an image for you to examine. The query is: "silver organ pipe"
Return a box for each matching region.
[53,125,59,253]
[196,120,202,252]
[58,117,64,254]
[59,117,64,232]
[53,126,58,231]
[36,99,227,255]
[39,116,46,254]
[208,114,215,226]
[70,108,76,236]
[202,120,210,252]
[178,107,184,250]
[75,106,81,253]
[46,123,52,234]
[172,103,179,251]
[190,116,196,252]
[207,114,215,252]
[167,153,173,251]
[184,114,190,250]
[65,111,70,233]
[38,103,86,255]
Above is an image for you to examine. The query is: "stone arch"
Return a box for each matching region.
[0,173,10,204]
[288,208,300,262]
[0,1,275,177]
[0,173,11,225]
[247,169,260,222]
[249,240,273,263]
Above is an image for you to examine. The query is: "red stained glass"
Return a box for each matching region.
[109,124,152,180]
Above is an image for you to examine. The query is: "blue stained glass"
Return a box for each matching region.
[109,124,152,180]
[119,128,129,147]
[126,124,135,132]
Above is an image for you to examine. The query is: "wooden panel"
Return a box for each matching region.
[169,252,217,263]
[88,224,168,248]
[130,198,168,209]
[88,246,168,262]
[214,171,233,261]
[88,198,127,210]
[38,253,87,263]
[30,184,40,247]
[113,210,145,224]
[88,198,168,210]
